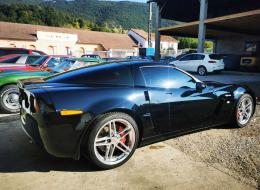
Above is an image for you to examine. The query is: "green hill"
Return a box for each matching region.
[0,0,149,30]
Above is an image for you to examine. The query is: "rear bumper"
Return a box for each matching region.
[208,64,224,72]
[20,110,83,159]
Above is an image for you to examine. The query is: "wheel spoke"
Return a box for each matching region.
[109,144,116,160]
[111,121,117,136]
[115,144,130,155]
[95,136,110,146]
[105,145,111,160]
[118,125,131,136]
[245,103,252,110]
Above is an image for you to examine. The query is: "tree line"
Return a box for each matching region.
[0,4,125,33]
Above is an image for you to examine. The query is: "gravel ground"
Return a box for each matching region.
[0,106,259,189]
[165,106,260,187]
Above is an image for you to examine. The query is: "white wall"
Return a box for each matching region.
[128,30,178,55]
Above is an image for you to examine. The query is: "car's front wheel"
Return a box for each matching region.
[233,94,254,128]
[0,85,20,113]
[84,112,139,169]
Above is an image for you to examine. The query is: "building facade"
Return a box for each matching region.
[128,29,178,55]
[0,22,138,57]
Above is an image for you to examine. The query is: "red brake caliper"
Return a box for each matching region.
[118,126,127,144]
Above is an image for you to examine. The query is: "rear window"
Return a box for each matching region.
[47,64,134,86]
[0,49,29,56]
[209,54,223,60]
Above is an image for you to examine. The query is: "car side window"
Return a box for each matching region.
[179,55,193,61]
[194,54,205,60]
[140,66,196,89]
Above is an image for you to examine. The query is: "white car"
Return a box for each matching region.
[170,53,224,75]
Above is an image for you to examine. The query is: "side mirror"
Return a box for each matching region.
[196,82,206,92]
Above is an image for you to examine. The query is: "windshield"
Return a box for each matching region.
[52,59,76,73]
[30,56,48,66]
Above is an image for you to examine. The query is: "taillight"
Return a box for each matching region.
[208,60,217,63]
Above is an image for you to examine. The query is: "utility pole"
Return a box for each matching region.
[147,1,153,48]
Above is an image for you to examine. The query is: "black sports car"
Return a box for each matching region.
[18,61,256,169]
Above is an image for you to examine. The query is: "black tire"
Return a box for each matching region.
[0,85,20,113]
[232,94,254,128]
[197,66,207,76]
[83,112,139,169]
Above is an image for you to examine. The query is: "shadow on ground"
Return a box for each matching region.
[0,122,99,173]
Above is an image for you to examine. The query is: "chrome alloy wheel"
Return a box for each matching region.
[2,88,20,111]
[94,119,136,165]
[237,97,253,125]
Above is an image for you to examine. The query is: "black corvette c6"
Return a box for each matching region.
[18,61,256,169]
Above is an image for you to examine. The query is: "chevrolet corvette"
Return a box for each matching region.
[19,61,256,169]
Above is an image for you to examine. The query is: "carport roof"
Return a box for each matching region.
[155,0,260,22]
[159,9,260,39]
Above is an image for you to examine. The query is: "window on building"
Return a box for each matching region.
[48,46,55,55]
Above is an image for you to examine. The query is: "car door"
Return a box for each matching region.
[139,66,175,132]
[175,54,194,71]
[140,66,218,132]
[166,68,218,131]
[190,54,206,72]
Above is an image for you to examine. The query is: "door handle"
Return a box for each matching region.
[144,90,150,101]
[165,92,173,95]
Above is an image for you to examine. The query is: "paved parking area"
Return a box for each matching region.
[194,71,260,98]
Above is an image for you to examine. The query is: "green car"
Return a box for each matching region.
[0,70,51,113]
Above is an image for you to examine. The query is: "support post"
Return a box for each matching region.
[197,0,208,53]
[155,4,161,61]
[147,2,153,48]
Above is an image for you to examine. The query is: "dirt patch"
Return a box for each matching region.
[165,106,260,187]
[149,145,166,150]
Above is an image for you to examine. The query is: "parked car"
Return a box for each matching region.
[103,57,127,62]
[126,56,154,60]
[0,70,51,113]
[0,47,46,57]
[0,54,43,65]
[19,61,256,169]
[170,53,224,75]
[51,57,103,73]
[0,63,42,72]
[81,54,101,59]
[0,55,71,71]
[30,55,74,70]
[160,56,176,63]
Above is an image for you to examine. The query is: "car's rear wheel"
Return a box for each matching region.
[198,66,207,76]
[233,94,254,128]
[0,85,20,113]
[84,112,139,169]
